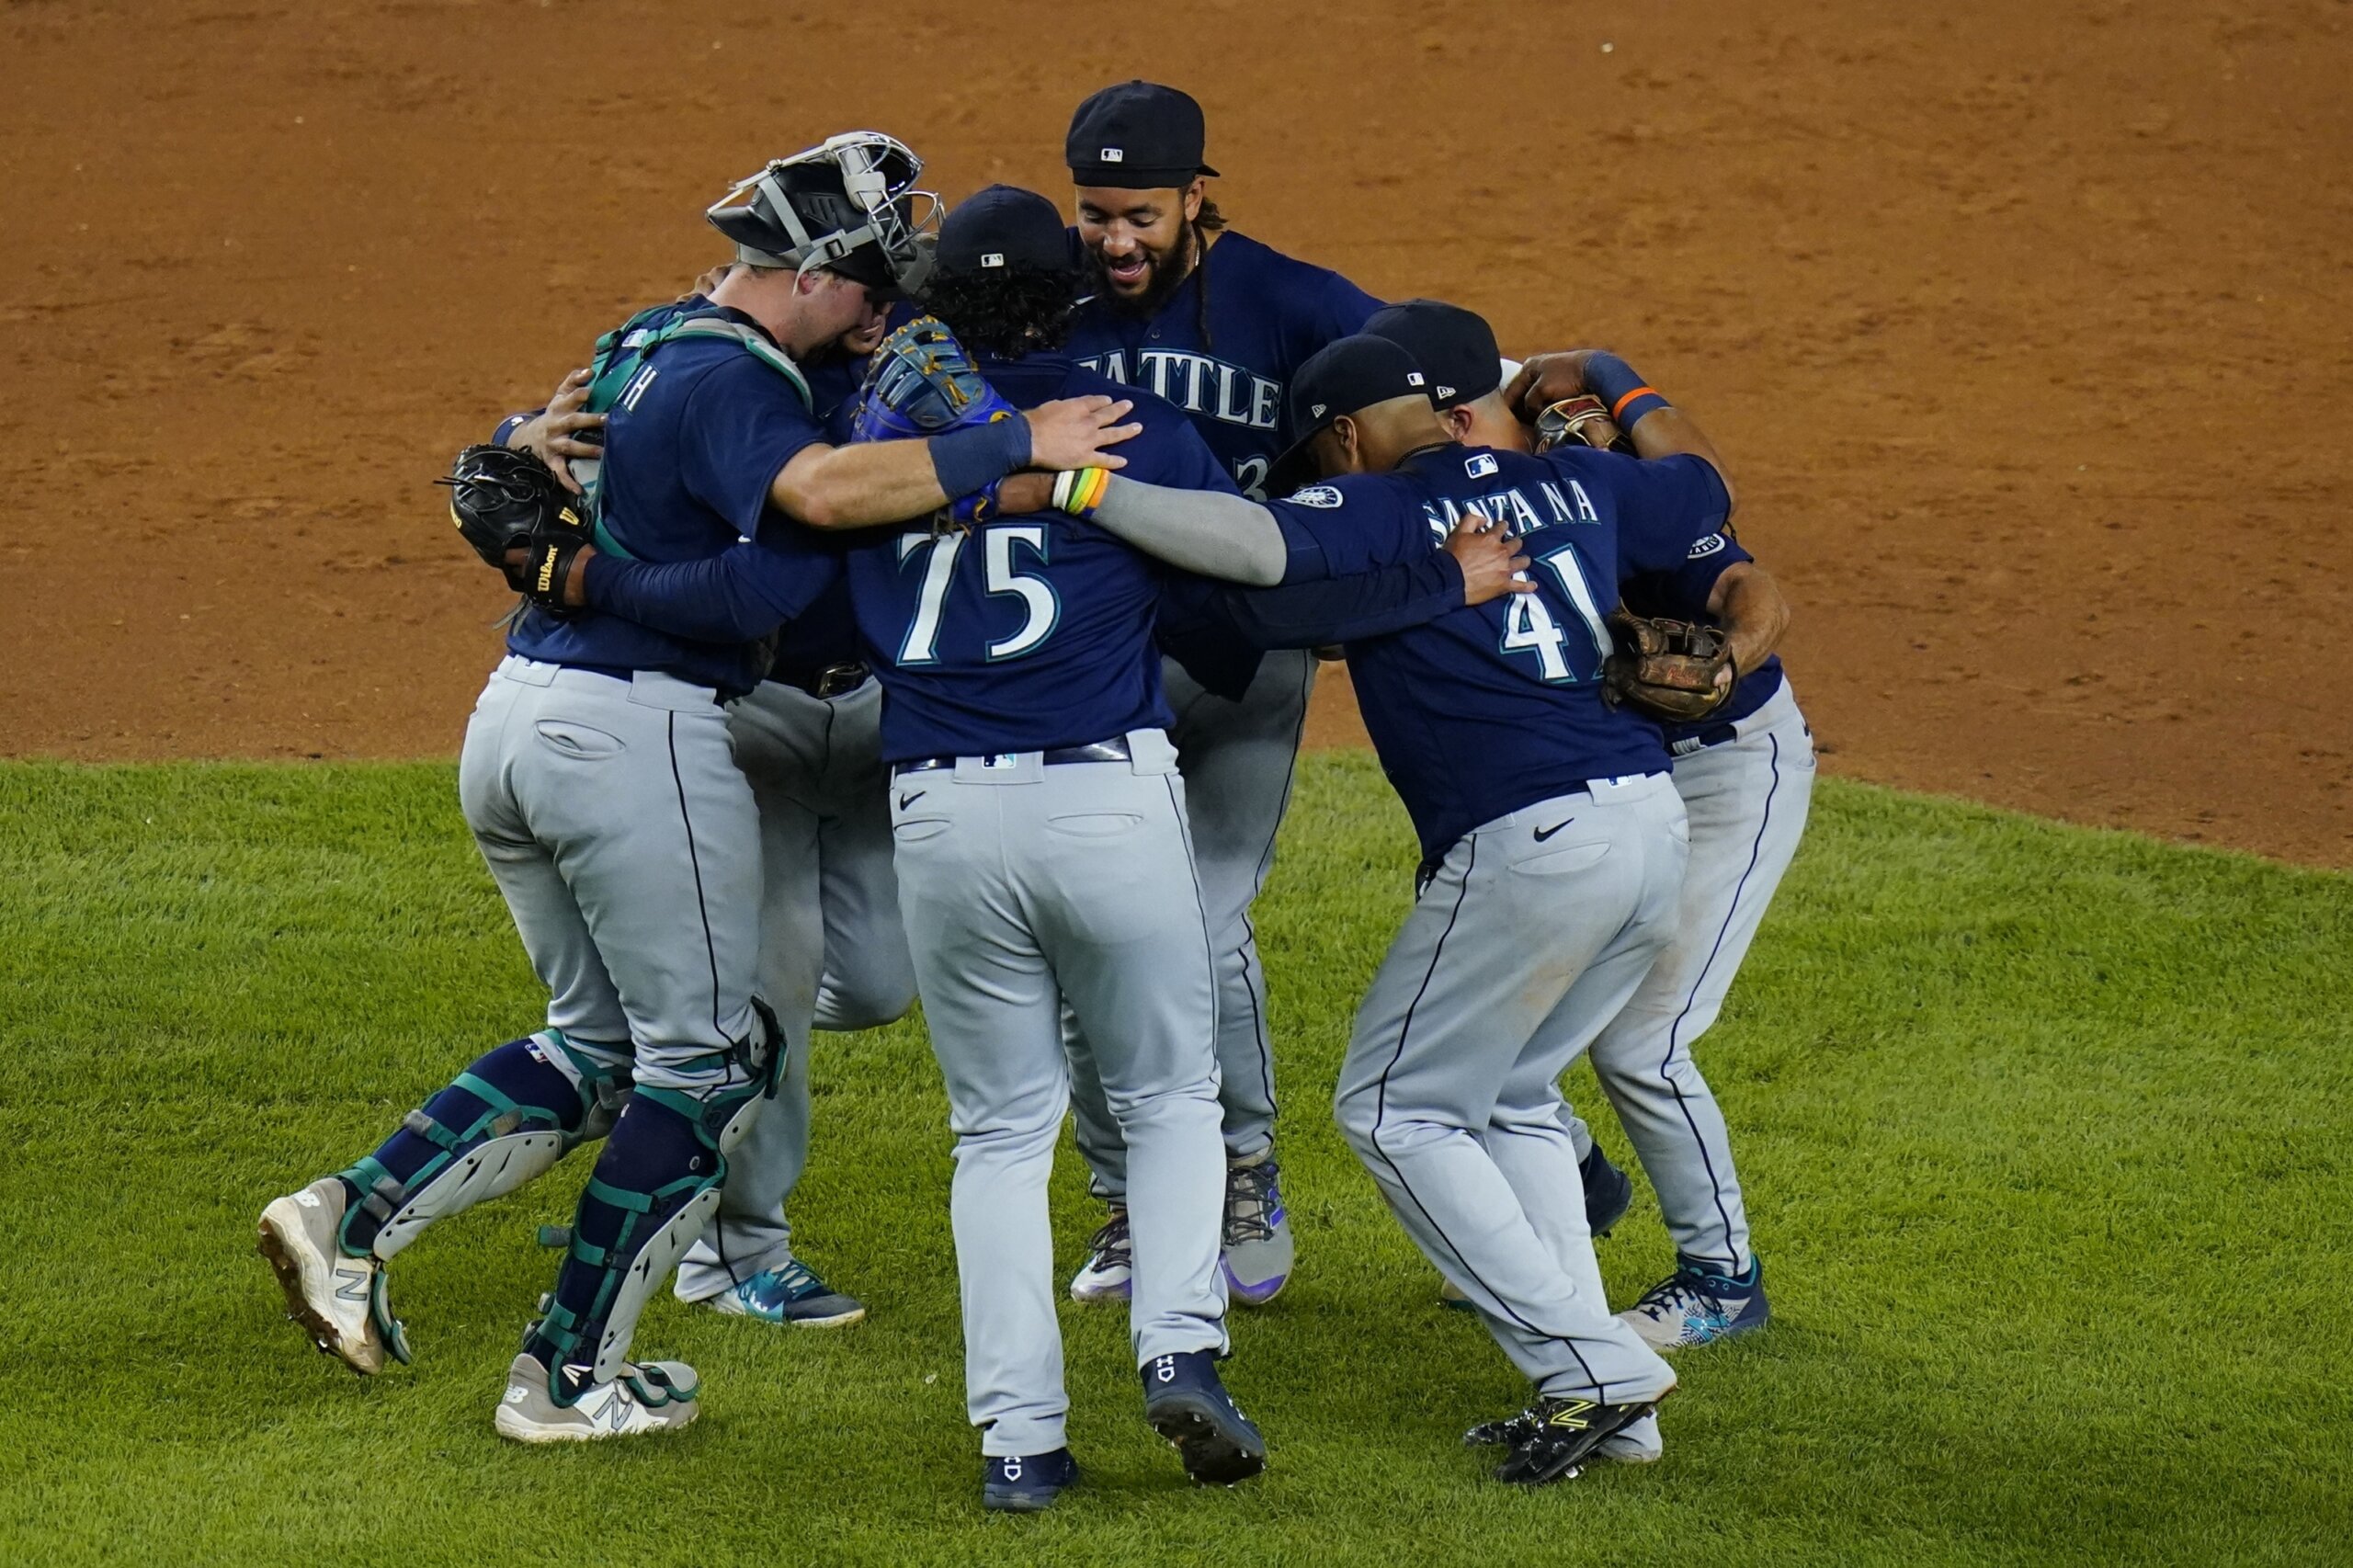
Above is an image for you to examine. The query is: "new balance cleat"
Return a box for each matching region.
[1220,1157,1294,1306]
[493,1351,700,1443]
[1581,1144,1634,1238]
[1492,1393,1665,1485]
[1620,1256,1768,1350]
[1069,1208,1133,1303]
[1142,1350,1267,1486]
[257,1177,407,1375]
[982,1448,1080,1512]
[708,1259,865,1328]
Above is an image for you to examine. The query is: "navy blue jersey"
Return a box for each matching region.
[1262,444,1733,858]
[763,352,867,684]
[506,299,824,695]
[1620,528,1785,742]
[847,354,1236,761]
[1065,231,1381,499]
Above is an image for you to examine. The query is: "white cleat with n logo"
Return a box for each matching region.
[493,1352,701,1444]
[256,1178,391,1375]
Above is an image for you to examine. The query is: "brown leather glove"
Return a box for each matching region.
[1602,609,1736,722]
[1532,394,1635,456]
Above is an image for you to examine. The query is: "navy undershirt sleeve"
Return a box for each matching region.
[582,528,844,644]
[1222,551,1464,649]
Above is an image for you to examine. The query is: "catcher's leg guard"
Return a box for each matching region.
[335,1032,628,1263]
[528,1007,783,1393]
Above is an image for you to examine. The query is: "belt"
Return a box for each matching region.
[772,660,870,700]
[894,736,1132,775]
[1676,721,1740,754]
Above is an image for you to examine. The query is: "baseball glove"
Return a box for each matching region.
[1532,395,1635,456]
[849,314,1017,443]
[1602,609,1736,722]
[438,444,592,612]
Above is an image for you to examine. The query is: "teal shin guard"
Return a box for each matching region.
[338,1033,628,1263]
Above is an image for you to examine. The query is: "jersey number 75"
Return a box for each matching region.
[896,527,1061,665]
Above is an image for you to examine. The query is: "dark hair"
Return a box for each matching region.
[919,262,1081,359]
[1190,199,1226,348]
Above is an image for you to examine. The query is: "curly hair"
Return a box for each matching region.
[918,263,1081,360]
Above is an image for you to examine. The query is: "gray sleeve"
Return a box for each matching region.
[1087,475,1288,586]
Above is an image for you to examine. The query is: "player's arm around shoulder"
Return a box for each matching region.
[1506,349,1736,514]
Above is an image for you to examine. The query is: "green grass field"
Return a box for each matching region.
[4,756,2348,1566]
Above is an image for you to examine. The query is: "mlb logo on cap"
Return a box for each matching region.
[1466,453,1498,478]
[1100,147,1124,162]
[1407,371,1426,386]
[981,252,1006,267]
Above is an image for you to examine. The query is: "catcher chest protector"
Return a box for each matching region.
[565,307,814,556]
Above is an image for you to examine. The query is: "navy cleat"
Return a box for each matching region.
[1492,1393,1665,1485]
[1620,1256,1768,1350]
[1142,1350,1267,1486]
[1580,1144,1634,1238]
[982,1448,1079,1512]
[708,1259,866,1328]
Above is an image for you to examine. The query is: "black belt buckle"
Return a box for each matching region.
[895,735,1132,778]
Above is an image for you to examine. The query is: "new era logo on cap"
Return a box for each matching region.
[1311,402,1327,418]
[1437,383,1456,399]
[981,252,1006,267]
[1100,147,1124,162]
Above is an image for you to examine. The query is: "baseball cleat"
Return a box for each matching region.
[493,1351,700,1444]
[1581,1144,1634,1238]
[1220,1157,1293,1306]
[707,1259,866,1328]
[1069,1208,1133,1303]
[1620,1256,1768,1350]
[1142,1350,1267,1486]
[1491,1393,1665,1485]
[982,1448,1081,1512]
[256,1177,407,1375]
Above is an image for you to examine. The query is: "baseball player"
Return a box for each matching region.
[997,330,1779,1480]
[1057,80,1385,1307]
[547,186,1532,1506]
[256,135,1133,1440]
[501,330,904,1333]
[1501,346,1813,1348]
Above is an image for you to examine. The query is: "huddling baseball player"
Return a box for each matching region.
[499,293,907,1335]
[258,132,1133,1441]
[527,185,1532,1507]
[1054,81,1385,1310]
[1359,303,1811,1346]
[986,321,1787,1482]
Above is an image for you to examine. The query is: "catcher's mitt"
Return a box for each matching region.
[848,314,1017,443]
[438,445,592,611]
[1532,395,1635,456]
[1602,609,1736,722]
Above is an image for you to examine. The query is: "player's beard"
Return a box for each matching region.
[1088,225,1198,317]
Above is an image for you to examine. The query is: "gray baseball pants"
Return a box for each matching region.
[1568,682,1816,1274]
[1064,648,1314,1196]
[892,731,1228,1457]
[1335,774,1687,1404]
[458,656,765,1096]
[677,674,917,1303]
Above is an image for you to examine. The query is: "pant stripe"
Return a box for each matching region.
[1162,772,1222,1060]
[1661,731,1783,1268]
[665,710,726,1049]
[1236,654,1313,1122]
[1364,836,1607,1400]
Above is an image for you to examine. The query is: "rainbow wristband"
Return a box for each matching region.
[1580,352,1671,432]
[1051,467,1110,518]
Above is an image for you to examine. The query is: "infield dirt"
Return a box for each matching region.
[5,1,2349,861]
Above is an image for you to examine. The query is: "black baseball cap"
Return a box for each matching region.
[1364,299,1502,409]
[934,185,1080,280]
[1266,335,1434,493]
[1066,81,1221,189]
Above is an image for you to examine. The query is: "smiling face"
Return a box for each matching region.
[1074,178,1205,310]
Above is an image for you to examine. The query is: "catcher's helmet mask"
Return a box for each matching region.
[708,132,939,295]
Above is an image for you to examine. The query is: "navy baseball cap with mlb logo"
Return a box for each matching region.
[1267,334,1434,493]
[933,185,1081,280]
[1364,299,1503,409]
[1065,81,1222,188]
